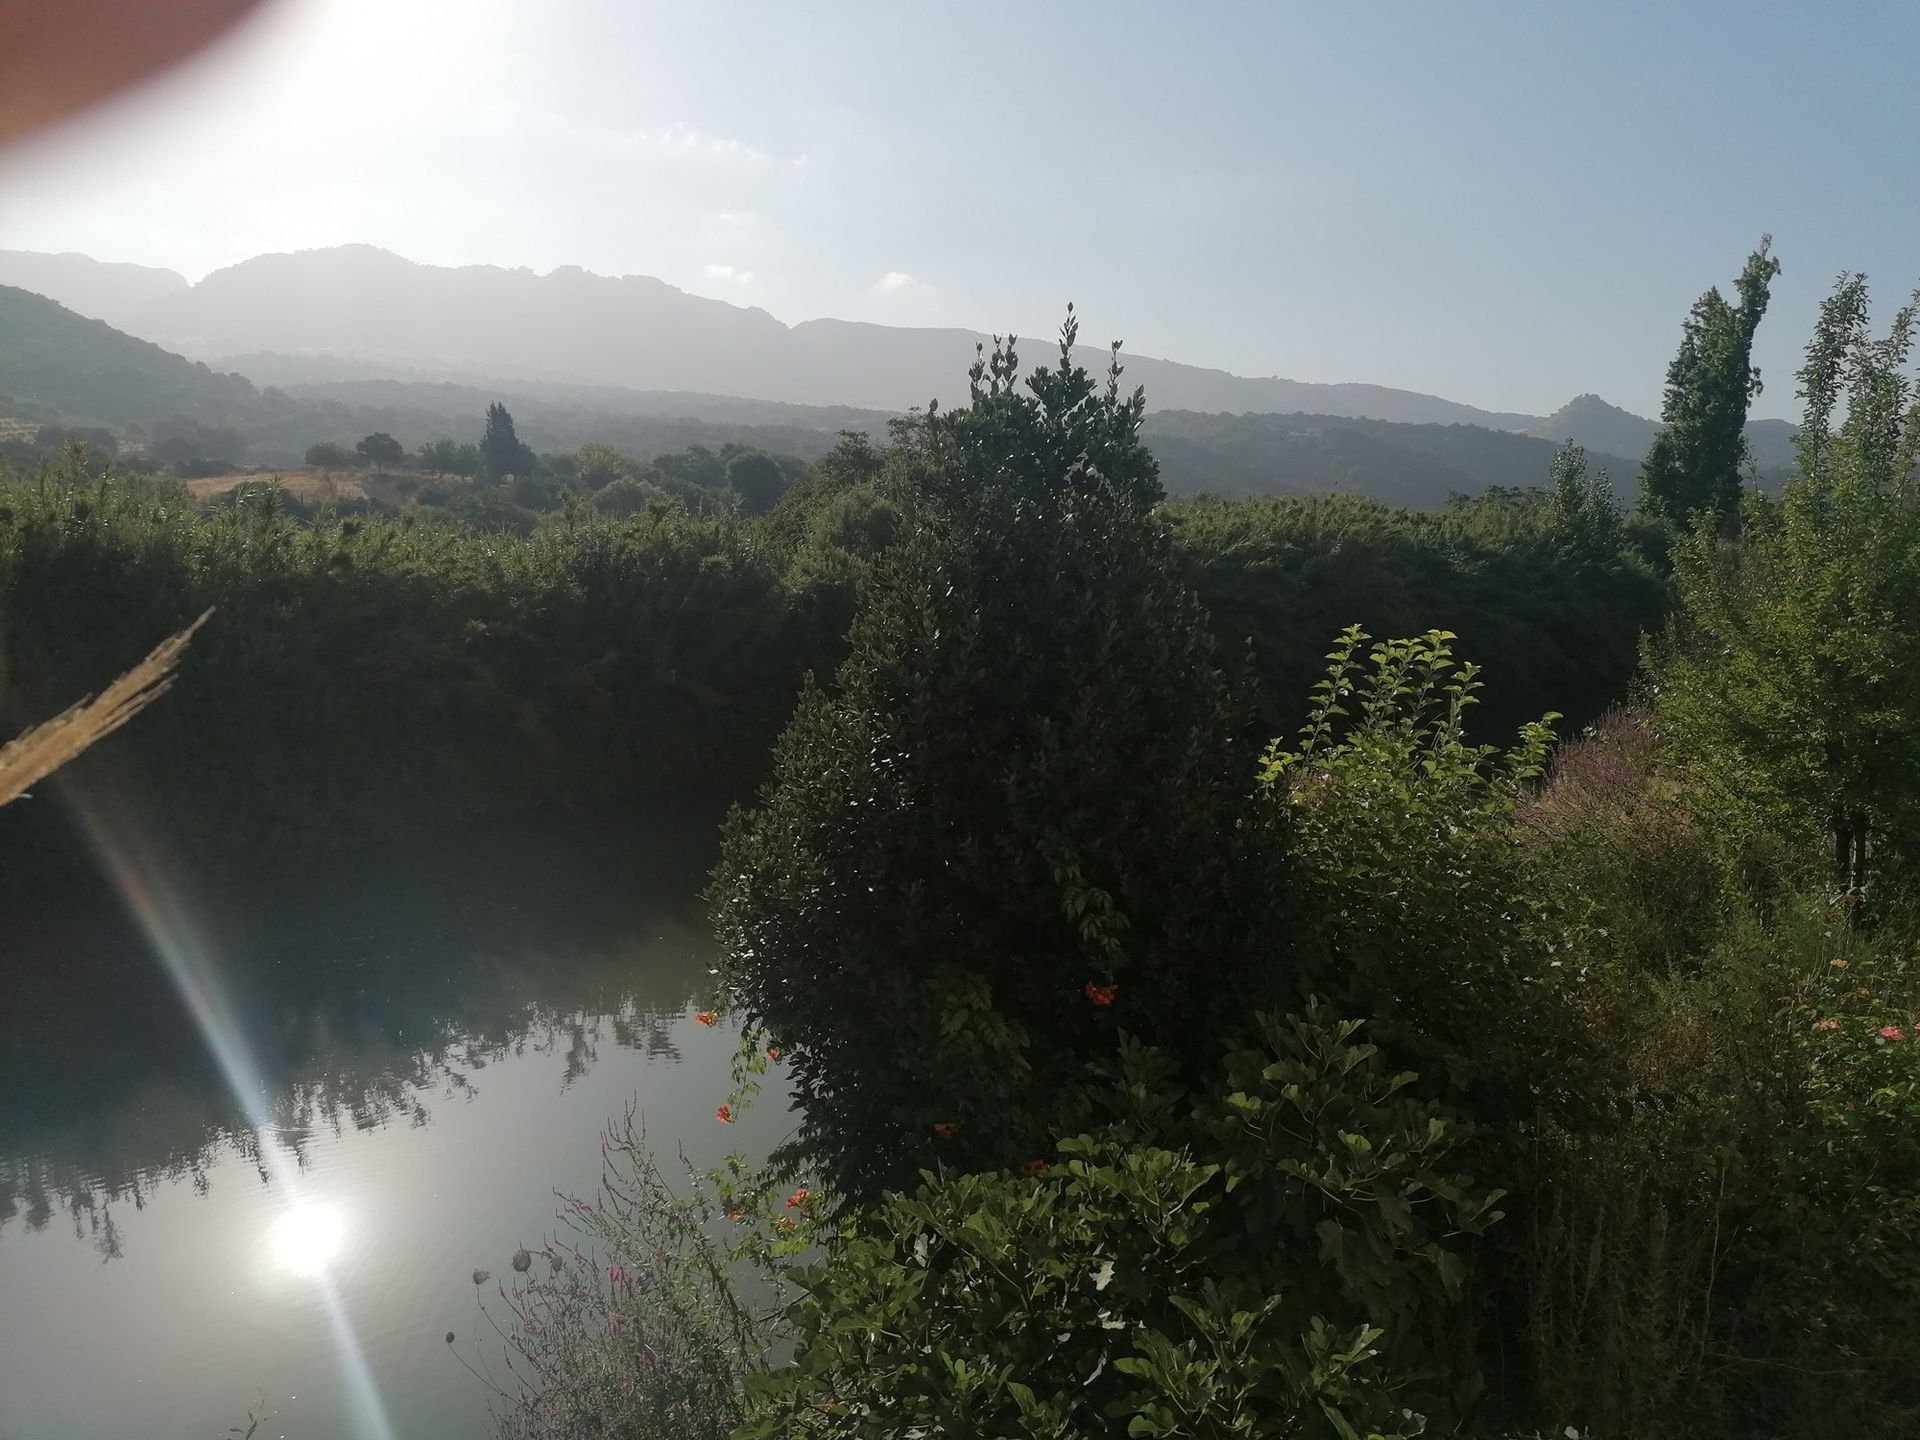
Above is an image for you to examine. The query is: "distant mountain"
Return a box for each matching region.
[1745,418,1800,470]
[0,262,1797,509]
[1529,391,1799,485]
[1142,410,1641,509]
[0,250,186,332]
[0,286,872,466]
[72,243,1537,426]
[1528,394,1661,463]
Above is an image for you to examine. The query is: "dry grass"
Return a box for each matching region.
[0,610,211,807]
[185,469,368,502]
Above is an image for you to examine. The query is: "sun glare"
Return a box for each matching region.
[270,1202,347,1277]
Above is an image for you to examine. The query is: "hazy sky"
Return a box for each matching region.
[1,0,1914,419]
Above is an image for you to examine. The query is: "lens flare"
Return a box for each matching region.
[66,789,396,1440]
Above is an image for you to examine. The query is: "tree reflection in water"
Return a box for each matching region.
[0,802,727,1258]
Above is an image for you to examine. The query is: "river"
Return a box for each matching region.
[0,802,785,1439]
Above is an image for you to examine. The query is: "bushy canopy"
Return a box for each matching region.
[710,315,1287,1199]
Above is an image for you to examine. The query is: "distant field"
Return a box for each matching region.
[184,468,368,502]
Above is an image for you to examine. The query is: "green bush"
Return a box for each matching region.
[744,1013,1499,1440]
[711,319,1286,1202]
[1262,626,1582,1125]
[0,474,822,875]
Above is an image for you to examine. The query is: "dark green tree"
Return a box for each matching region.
[724,450,789,515]
[416,437,461,473]
[479,402,534,481]
[304,440,351,468]
[710,312,1285,1201]
[354,431,404,468]
[1638,239,1781,529]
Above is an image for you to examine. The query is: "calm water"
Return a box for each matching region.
[0,802,787,1440]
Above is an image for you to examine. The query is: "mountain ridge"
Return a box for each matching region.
[4,244,1543,428]
[0,284,1625,507]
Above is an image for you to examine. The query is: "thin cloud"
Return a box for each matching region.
[704,262,754,284]
[877,270,923,293]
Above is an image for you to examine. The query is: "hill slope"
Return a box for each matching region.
[0,250,187,332]
[0,282,1775,509]
[1143,410,1640,509]
[109,244,1538,425]
[0,284,261,433]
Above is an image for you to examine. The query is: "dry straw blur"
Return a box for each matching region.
[0,609,211,807]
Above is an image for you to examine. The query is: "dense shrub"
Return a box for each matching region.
[1169,484,1665,745]
[0,474,825,877]
[710,320,1286,1202]
[745,1015,1501,1440]
[1261,628,1584,1139]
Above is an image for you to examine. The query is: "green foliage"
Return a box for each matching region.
[711,316,1283,1202]
[570,441,633,491]
[744,1015,1499,1440]
[1261,627,1579,1124]
[1167,486,1664,745]
[1545,441,1623,556]
[481,401,537,481]
[1520,881,1920,1438]
[305,440,352,468]
[0,473,826,879]
[1651,271,1920,892]
[1639,240,1781,528]
[724,451,789,516]
[355,430,404,467]
[587,474,667,518]
[418,437,482,476]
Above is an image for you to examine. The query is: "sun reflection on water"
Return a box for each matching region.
[270,1202,347,1277]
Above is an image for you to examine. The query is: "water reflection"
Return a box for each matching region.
[0,802,724,1257]
[0,801,784,1440]
[269,1200,347,1278]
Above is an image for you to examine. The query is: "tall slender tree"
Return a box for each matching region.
[1653,273,1920,891]
[1638,239,1781,529]
[479,401,533,481]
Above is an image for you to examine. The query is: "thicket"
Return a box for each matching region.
[1167,452,1664,742]
[478,272,1920,1440]
[0,469,837,882]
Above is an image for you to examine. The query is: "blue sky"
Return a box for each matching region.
[0,0,1913,419]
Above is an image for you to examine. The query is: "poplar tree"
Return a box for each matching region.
[1639,240,1781,529]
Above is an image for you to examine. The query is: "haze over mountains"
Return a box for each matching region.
[0,244,1798,500]
[2,244,1559,426]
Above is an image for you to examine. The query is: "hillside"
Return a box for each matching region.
[0,281,1758,509]
[1142,409,1640,508]
[1529,391,1798,480]
[1528,393,1661,459]
[40,244,1535,426]
[0,283,263,435]
[0,287,873,466]
[0,250,187,332]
